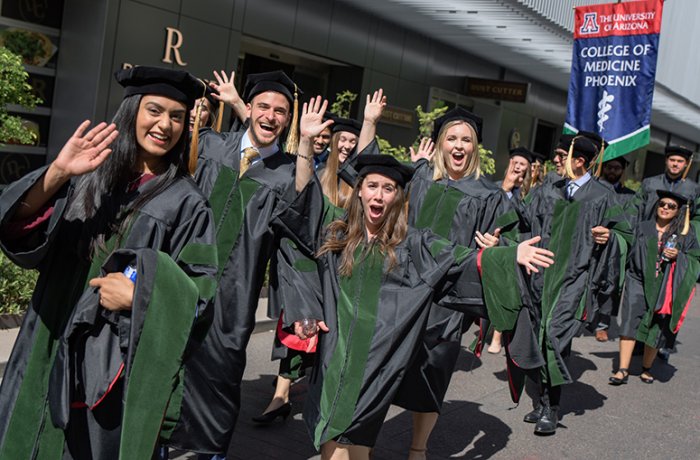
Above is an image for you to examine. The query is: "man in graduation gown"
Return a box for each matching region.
[627,145,700,223]
[162,71,307,455]
[521,136,623,435]
[595,154,635,341]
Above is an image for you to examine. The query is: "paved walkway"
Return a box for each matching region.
[3,296,700,459]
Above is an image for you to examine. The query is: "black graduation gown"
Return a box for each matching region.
[165,127,303,453]
[619,220,700,349]
[268,199,344,361]
[0,168,217,459]
[392,160,515,413]
[523,177,622,386]
[270,175,533,449]
[627,174,700,223]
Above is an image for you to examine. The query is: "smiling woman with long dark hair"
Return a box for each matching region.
[0,66,217,459]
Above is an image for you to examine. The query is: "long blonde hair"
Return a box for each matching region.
[318,176,408,276]
[320,131,353,208]
[432,120,481,181]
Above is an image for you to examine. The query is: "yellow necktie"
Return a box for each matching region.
[240,147,259,177]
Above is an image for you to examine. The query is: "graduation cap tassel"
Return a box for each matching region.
[594,144,605,177]
[682,201,691,236]
[189,80,208,175]
[215,101,224,133]
[565,137,577,180]
[285,84,300,154]
[681,156,693,181]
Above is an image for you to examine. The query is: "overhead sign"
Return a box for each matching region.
[380,106,414,128]
[564,0,664,160]
[465,78,528,103]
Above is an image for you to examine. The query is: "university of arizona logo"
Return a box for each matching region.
[579,12,600,35]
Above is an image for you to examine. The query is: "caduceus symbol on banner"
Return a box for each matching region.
[597,90,614,131]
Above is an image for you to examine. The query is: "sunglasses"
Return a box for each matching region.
[658,201,679,210]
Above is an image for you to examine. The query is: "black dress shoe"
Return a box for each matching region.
[251,402,292,425]
[534,406,558,435]
[523,406,543,423]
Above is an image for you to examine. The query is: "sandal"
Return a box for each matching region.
[408,447,427,460]
[640,366,655,384]
[608,368,629,386]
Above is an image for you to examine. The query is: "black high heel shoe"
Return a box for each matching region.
[252,402,292,425]
[609,368,629,386]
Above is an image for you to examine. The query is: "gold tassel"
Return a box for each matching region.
[285,84,300,154]
[188,80,208,175]
[593,143,605,177]
[682,201,690,235]
[215,101,224,133]
[565,137,577,180]
[682,156,693,181]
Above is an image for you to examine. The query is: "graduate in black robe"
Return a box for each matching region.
[610,190,700,386]
[520,136,623,435]
[390,108,517,456]
[595,155,636,341]
[282,98,555,459]
[626,145,700,223]
[253,91,387,426]
[0,66,217,459]
[161,70,316,455]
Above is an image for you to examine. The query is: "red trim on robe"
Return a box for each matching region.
[276,314,316,353]
[70,362,125,410]
[658,262,676,315]
[1,204,54,240]
[674,287,695,333]
[477,248,484,277]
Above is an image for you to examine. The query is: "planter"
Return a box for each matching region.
[0,314,24,329]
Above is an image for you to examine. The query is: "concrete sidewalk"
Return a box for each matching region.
[2,295,700,459]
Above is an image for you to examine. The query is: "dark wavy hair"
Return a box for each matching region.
[65,94,190,258]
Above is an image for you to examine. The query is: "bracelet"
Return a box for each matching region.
[294,151,313,162]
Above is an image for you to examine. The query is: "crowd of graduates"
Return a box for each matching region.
[0,65,697,460]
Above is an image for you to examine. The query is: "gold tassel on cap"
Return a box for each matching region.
[285,84,300,154]
[188,79,208,175]
[682,200,691,235]
[215,101,224,133]
[565,137,577,180]
[682,156,693,181]
[593,142,605,177]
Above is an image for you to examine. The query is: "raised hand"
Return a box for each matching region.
[52,121,118,179]
[300,96,334,139]
[516,236,555,273]
[211,70,241,107]
[410,137,435,163]
[363,88,387,124]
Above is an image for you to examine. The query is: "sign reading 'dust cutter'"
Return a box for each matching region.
[565,0,664,160]
[465,78,529,103]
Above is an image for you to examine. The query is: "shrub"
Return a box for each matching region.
[0,252,37,315]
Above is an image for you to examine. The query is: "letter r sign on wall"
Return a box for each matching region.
[162,27,187,66]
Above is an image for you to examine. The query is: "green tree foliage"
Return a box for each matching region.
[330,90,357,119]
[0,46,42,145]
[0,252,38,315]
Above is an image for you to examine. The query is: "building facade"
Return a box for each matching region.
[2,0,699,185]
